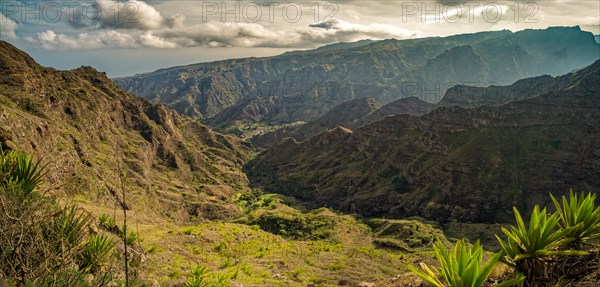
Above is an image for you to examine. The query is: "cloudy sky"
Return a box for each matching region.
[1,0,598,77]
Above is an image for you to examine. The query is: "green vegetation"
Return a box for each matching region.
[367,218,449,251]
[235,191,335,240]
[0,149,46,195]
[98,213,117,231]
[3,148,599,286]
[411,191,600,287]
[497,206,586,283]
[0,149,118,285]
[551,190,600,245]
[408,239,524,287]
[77,234,116,274]
[183,265,209,287]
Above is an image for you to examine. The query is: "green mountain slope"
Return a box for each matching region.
[0,40,461,287]
[0,40,251,223]
[246,60,600,224]
[250,97,381,148]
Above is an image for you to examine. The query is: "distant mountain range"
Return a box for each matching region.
[246,60,600,224]
[0,41,250,222]
[252,62,595,148]
[115,26,600,129]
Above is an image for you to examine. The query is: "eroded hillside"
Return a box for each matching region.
[0,41,251,223]
[247,60,600,223]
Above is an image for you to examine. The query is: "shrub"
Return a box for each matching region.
[0,149,46,195]
[248,210,334,240]
[213,274,227,287]
[50,205,92,248]
[147,245,158,254]
[118,226,143,245]
[98,213,117,231]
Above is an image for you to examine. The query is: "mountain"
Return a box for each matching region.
[246,60,600,224]
[252,63,583,149]
[115,26,600,128]
[251,96,435,148]
[438,63,598,107]
[0,41,460,286]
[354,96,437,127]
[0,41,251,222]
[250,97,381,147]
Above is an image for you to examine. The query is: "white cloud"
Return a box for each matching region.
[37,30,57,43]
[139,31,177,48]
[56,0,418,49]
[143,18,419,48]
[27,29,137,50]
[309,18,419,40]
[1,13,18,40]
[70,0,177,30]
[28,0,599,51]
[31,16,420,50]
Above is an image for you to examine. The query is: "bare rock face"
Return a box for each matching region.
[247,60,600,224]
[115,26,599,129]
[0,41,251,222]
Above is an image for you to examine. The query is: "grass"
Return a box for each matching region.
[53,177,459,286]
[116,191,448,286]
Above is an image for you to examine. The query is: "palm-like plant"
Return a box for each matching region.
[551,190,600,245]
[496,206,586,283]
[407,239,523,287]
[184,265,209,287]
[55,206,92,246]
[76,234,115,273]
[0,149,46,195]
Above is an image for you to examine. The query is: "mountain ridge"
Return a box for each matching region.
[115,26,600,130]
[250,96,436,148]
[246,60,600,223]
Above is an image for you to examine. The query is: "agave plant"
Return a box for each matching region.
[118,225,143,245]
[55,206,92,246]
[496,206,586,283]
[407,239,523,287]
[184,265,209,287]
[0,149,46,195]
[551,190,600,245]
[76,234,115,273]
